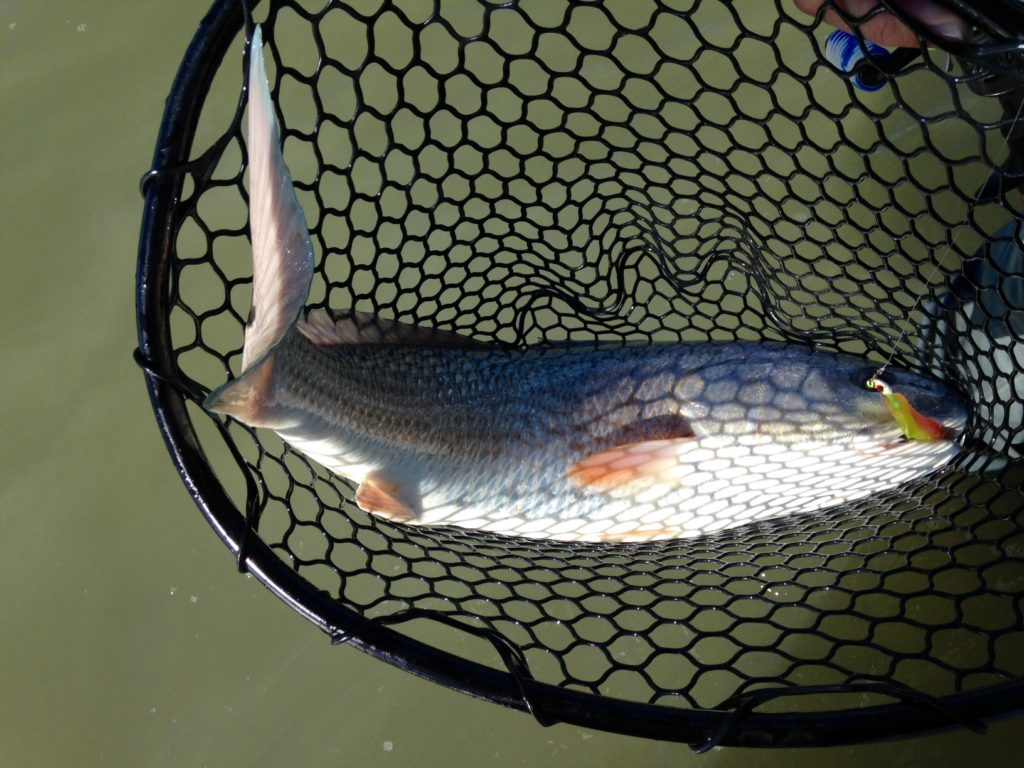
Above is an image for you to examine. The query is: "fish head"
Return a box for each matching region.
[699,347,971,444]
[825,356,970,442]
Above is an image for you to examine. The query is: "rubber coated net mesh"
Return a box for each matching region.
[150,0,1024,737]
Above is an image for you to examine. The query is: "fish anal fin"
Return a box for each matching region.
[567,437,696,491]
[298,308,492,349]
[356,470,419,523]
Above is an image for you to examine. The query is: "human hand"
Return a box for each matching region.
[794,0,969,48]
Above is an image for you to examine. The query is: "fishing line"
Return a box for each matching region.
[872,80,1024,381]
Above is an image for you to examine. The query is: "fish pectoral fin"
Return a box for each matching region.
[356,470,419,523]
[298,308,494,349]
[567,437,697,491]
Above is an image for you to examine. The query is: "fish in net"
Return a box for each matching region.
[137,0,1024,748]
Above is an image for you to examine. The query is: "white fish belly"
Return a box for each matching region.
[283,426,962,542]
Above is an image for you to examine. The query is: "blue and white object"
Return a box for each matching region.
[824,29,891,91]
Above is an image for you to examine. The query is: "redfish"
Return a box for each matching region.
[204,27,968,542]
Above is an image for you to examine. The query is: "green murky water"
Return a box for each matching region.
[1,0,1021,764]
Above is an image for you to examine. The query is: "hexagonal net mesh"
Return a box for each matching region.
[137,0,1024,747]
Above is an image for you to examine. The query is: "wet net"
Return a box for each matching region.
[137,0,1024,748]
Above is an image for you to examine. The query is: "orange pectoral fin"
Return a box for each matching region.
[356,470,419,523]
[567,437,696,491]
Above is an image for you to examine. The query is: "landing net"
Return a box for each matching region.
[137,0,1024,747]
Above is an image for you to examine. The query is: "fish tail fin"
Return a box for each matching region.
[241,24,314,372]
[204,353,281,427]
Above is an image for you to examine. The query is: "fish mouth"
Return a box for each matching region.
[850,364,971,437]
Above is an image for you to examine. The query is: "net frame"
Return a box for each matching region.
[136,0,1024,748]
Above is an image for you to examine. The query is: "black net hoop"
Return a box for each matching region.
[137,0,1024,748]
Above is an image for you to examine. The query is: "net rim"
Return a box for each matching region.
[135,0,1024,747]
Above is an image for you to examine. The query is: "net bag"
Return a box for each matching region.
[136,0,1024,748]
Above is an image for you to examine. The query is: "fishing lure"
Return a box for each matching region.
[866,377,948,441]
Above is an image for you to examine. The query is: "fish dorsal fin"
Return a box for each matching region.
[297,308,493,348]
